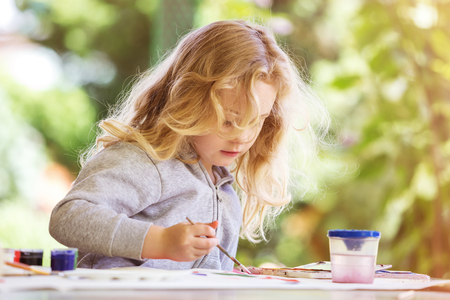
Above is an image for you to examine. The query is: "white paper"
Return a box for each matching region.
[1,268,449,293]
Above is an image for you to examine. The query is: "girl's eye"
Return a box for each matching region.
[224,120,233,127]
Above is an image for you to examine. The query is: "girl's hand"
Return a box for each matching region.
[142,221,219,261]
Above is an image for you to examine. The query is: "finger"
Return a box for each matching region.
[192,224,217,238]
[205,220,219,230]
[192,237,218,250]
[191,248,213,259]
[192,248,213,257]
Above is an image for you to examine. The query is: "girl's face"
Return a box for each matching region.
[192,81,277,182]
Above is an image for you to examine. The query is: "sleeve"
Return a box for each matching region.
[49,143,162,260]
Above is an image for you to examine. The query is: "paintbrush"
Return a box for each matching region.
[4,261,51,275]
[186,217,252,275]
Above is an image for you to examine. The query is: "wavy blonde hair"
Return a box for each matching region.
[83,20,330,242]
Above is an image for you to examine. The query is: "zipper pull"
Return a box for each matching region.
[216,187,222,202]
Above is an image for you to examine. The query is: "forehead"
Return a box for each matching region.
[220,81,277,115]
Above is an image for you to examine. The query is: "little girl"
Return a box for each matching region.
[50,20,329,270]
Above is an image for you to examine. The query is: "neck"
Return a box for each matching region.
[201,160,216,184]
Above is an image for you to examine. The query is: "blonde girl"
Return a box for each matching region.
[50,20,329,270]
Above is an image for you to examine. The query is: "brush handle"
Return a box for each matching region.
[5,261,50,275]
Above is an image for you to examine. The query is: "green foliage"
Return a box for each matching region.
[0,75,97,172]
[303,0,450,278]
[0,200,64,267]
[331,75,361,90]
[17,0,154,116]
[0,87,47,202]
[234,0,450,279]
[5,0,449,279]
[196,0,273,26]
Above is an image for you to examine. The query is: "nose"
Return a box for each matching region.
[230,127,256,144]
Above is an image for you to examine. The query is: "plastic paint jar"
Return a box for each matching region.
[328,230,381,284]
[4,249,21,262]
[51,248,78,271]
[20,249,44,266]
[3,248,16,262]
[14,249,21,262]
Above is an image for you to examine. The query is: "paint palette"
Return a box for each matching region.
[375,270,431,282]
[242,261,393,279]
[245,266,331,279]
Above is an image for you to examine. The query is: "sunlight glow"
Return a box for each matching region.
[410,3,438,29]
[6,47,62,91]
[0,0,21,32]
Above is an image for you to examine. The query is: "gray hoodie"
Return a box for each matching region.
[49,142,242,271]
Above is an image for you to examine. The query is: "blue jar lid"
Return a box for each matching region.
[51,248,77,256]
[328,229,380,238]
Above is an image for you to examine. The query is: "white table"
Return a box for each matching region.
[1,268,449,300]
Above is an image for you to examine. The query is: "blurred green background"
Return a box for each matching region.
[0,0,449,277]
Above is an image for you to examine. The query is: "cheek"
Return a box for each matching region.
[192,136,206,151]
[246,127,265,149]
[252,126,264,142]
[193,134,222,151]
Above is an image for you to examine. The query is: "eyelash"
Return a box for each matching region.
[224,120,233,127]
[223,118,266,128]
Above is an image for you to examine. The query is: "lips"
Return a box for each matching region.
[221,150,240,157]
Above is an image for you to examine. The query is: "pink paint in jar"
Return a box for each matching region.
[328,230,381,284]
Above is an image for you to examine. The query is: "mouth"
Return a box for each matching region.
[221,150,240,157]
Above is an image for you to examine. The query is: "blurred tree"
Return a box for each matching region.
[151,0,198,61]
[16,0,154,117]
[8,0,449,278]
[0,85,46,202]
[305,0,450,277]
[14,0,200,169]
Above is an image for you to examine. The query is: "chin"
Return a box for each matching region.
[216,160,234,168]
